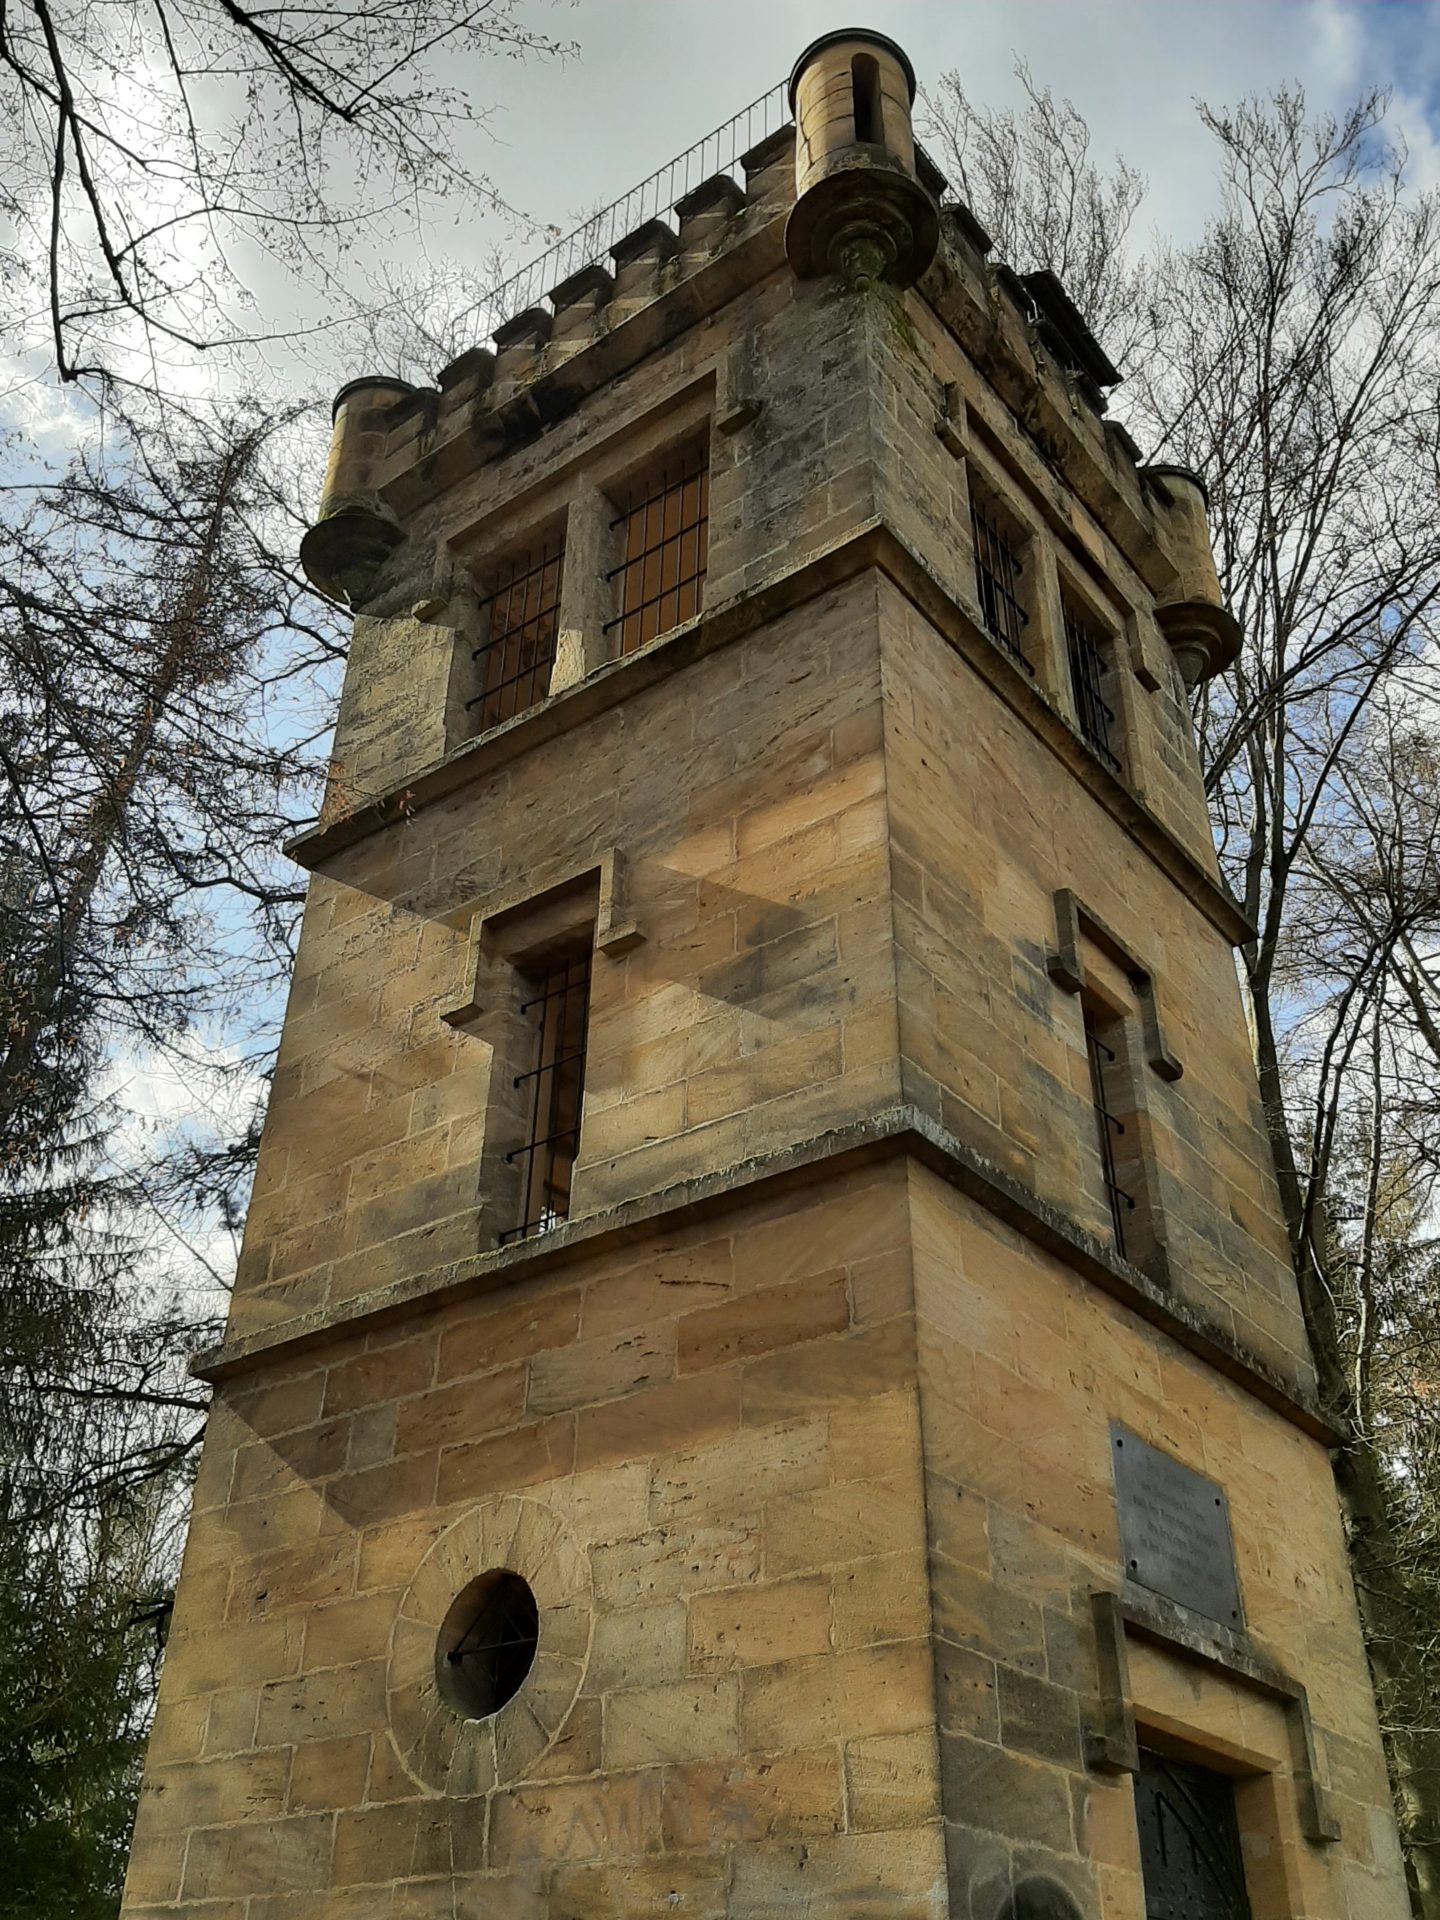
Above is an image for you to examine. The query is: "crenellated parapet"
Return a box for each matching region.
[300,134,793,553]
[301,115,1236,718]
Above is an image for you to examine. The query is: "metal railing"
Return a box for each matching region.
[472,83,790,337]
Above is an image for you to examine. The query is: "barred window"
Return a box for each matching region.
[1064,602,1121,772]
[969,496,1033,673]
[604,444,709,655]
[503,946,592,1244]
[467,535,565,732]
[1084,1005,1136,1259]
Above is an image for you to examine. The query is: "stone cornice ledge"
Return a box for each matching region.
[193,1102,1340,1449]
[286,522,1254,950]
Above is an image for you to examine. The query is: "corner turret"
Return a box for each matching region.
[1143,463,1242,687]
[785,28,938,287]
[300,376,417,602]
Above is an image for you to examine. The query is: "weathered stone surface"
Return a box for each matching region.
[122,27,1406,1920]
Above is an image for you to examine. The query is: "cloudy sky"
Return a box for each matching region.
[446,0,1440,299]
[14,1,1439,416]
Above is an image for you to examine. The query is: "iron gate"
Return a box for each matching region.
[1135,1749,1254,1920]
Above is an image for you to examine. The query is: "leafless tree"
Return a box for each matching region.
[0,0,568,385]
[357,247,517,383]
[920,62,1151,370]
[0,8,567,1900]
[1126,114,1440,1902]
[1272,698,1440,1902]
[0,395,342,1903]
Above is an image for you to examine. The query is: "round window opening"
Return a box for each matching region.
[435,1568,539,1719]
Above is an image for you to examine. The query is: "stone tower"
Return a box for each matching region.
[121,31,1409,1920]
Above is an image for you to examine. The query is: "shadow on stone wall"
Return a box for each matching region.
[1000,1878,1084,1920]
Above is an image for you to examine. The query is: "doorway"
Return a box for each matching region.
[1135,1748,1254,1920]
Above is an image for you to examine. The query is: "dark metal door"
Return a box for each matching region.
[1135,1750,1254,1920]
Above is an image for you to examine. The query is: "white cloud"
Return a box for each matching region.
[6,0,1438,422]
[94,1036,268,1308]
[98,1038,263,1145]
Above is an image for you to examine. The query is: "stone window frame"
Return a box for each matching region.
[504,941,594,1244]
[429,380,722,754]
[599,429,712,658]
[959,446,1058,690]
[1081,992,1140,1261]
[444,511,570,746]
[388,1494,590,1794]
[1046,889,1181,1081]
[1046,888,1179,1282]
[439,849,642,1244]
[953,405,1175,742]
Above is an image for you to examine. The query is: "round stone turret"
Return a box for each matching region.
[1143,464,1242,688]
[785,28,939,289]
[300,377,416,603]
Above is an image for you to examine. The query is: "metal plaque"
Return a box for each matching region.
[1110,1424,1243,1627]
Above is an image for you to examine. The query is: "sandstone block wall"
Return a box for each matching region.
[880,580,1307,1385]
[235,518,1311,1391]
[237,513,1311,1392]
[234,575,895,1341]
[124,1158,1403,1920]
[125,1166,954,1920]
[910,1168,1403,1920]
[122,85,1407,1920]
[863,280,1220,889]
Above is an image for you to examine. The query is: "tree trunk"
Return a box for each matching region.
[1251,973,1440,1917]
[0,446,246,1136]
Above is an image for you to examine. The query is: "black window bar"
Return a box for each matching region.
[1064,603,1121,772]
[503,948,593,1244]
[1085,1010,1136,1259]
[603,445,709,656]
[467,536,565,732]
[969,497,1033,672]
